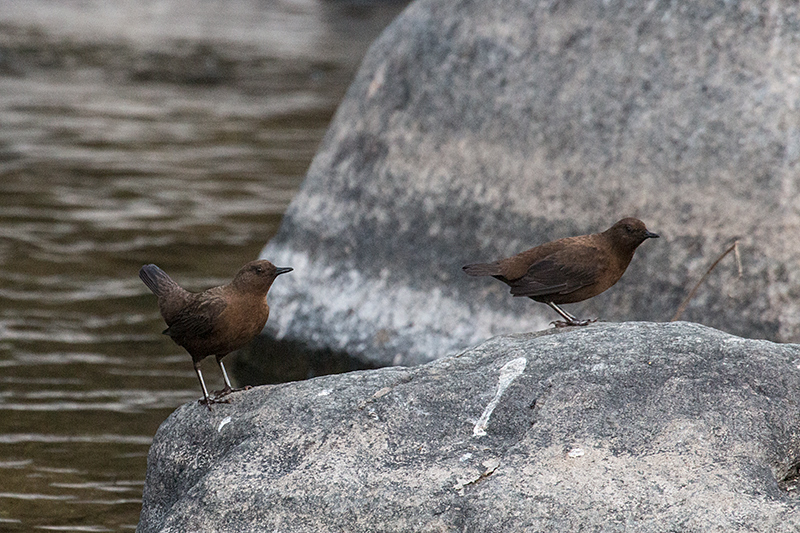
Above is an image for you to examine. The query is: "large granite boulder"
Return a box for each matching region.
[138,322,800,532]
[258,0,800,369]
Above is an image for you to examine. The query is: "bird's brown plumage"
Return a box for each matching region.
[139,260,292,409]
[463,218,658,325]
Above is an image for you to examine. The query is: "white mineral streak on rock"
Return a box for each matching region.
[473,357,527,437]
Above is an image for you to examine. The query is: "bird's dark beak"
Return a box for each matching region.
[275,267,293,275]
[645,231,660,239]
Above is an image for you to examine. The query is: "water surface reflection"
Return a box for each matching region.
[0,0,407,529]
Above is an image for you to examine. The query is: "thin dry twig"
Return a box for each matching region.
[671,240,742,322]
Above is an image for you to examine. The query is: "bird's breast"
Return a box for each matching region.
[223,294,268,328]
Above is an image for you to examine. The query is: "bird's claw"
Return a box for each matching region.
[211,385,251,400]
[551,318,597,328]
[198,396,231,410]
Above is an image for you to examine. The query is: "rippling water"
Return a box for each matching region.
[0,1,406,529]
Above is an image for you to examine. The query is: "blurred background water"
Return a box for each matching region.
[0,0,407,529]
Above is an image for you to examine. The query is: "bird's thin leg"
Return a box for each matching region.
[194,361,213,410]
[547,302,596,327]
[548,302,578,322]
[195,360,229,409]
[218,358,234,392]
[212,356,251,399]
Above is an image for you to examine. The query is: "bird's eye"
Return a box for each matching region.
[624,224,633,232]
[255,266,263,274]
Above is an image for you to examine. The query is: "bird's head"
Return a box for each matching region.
[232,260,293,293]
[605,218,659,252]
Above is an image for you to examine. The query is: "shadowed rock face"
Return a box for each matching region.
[259,0,800,367]
[138,322,800,532]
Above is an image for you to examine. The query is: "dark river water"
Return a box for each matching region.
[0,1,407,529]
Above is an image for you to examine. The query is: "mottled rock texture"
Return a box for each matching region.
[258,0,800,368]
[138,322,800,532]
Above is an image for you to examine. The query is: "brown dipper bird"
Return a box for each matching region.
[463,218,658,326]
[139,260,292,409]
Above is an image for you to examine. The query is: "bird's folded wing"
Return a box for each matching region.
[163,296,228,341]
[507,247,602,298]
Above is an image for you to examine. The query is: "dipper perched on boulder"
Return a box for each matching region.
[463,218,658,326]
[139,260,292,409]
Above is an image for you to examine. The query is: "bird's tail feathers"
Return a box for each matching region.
[139,264,179,297]
[462,262,502,276]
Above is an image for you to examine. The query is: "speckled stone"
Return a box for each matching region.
[259,0,800,368]
[138,322,800,532]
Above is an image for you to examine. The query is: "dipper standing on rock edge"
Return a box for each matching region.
[139,260,292,410]
[463,218,659,326]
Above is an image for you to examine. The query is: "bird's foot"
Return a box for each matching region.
[551,318,597,328]
[211,385,252,400]
[198,396,231,411]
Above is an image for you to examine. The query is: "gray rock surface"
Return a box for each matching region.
[138,322,800,532]
[259,0,800,368]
